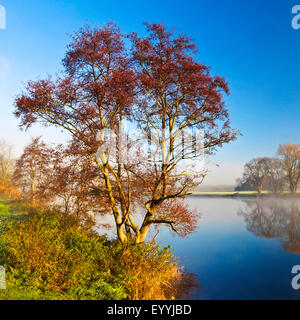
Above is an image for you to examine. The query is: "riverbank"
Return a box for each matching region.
[189,191,300,198]
[0,197,196,300]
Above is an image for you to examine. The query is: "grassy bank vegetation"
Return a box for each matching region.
[0,199,31,216]
[0,200,197,300]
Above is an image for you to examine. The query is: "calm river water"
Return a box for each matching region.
[156,196,300,300]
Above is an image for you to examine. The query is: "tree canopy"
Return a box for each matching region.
[14,22,237,243]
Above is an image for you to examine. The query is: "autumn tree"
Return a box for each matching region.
[48,145,110,222]
[15,23,137,243]
[14,137,53,205]
[278,144,300,193]
[129,23,237,242]
[238,157,287,194]
[264,157,285,194]
[0,140,19,199]
[0,140,15,186]
[239,157,270,195]
[14,22,237,244]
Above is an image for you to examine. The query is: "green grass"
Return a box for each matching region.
[0,198,30,217]
[0,203,10,215]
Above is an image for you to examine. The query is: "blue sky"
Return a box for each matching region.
[0,0,300,185]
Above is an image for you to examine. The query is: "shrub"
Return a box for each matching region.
[0,211,197,300]
[0,212,126,300]
[106,242,181,300]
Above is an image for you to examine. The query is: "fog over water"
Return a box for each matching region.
[156,196,300,300]
[96,196,300,299]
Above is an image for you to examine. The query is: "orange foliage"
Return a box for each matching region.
[0,184,21,200]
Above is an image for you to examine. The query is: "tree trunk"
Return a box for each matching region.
[31,179,36,205]
[135,224,150,244]
[290,184,296,193]
[97,144,128,244]
[257,184,263,196]
[116,223,128,244]
[135,210,153,244]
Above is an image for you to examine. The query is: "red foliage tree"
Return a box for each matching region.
[48,145,111,223]
[14,22,238,244]
[129,23,237,242]
[14,137,53,206]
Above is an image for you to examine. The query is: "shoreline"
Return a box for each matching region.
[188,192,300,198]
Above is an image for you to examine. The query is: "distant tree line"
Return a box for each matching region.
[236,143,300,194]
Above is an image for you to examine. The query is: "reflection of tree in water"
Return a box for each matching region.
[238,199,300,254]
[174,272,201,299]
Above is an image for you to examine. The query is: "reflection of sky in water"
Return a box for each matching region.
[155,197,300,300]
[96,197,300,299]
